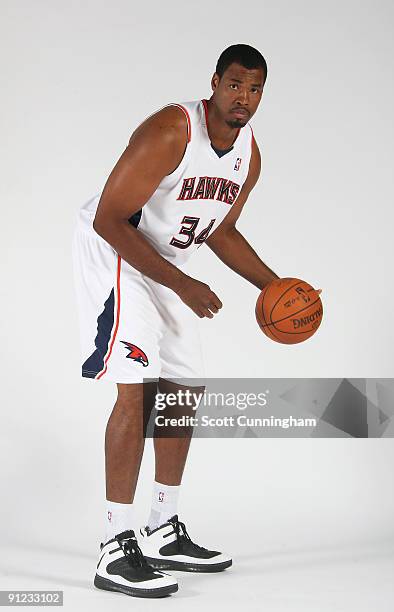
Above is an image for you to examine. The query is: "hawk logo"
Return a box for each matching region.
[234,158,242,171]
[121,341,149,367]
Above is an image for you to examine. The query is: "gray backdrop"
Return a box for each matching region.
[1,0,394,608]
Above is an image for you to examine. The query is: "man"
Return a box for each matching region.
[72,43,279,599]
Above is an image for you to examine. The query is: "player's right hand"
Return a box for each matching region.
[176,277,223,319]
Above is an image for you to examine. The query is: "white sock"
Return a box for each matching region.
[104,500,135,544]
[147,481,180,530]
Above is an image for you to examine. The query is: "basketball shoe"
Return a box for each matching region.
[94,529,178,598]
[138,515,232,572]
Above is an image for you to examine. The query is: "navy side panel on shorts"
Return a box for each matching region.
[82,288,115,378]
[128,209,142,228]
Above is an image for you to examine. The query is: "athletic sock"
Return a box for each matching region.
[147,481,180,530]
[104,500,135,544]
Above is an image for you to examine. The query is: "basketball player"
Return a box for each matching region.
[72,44,279,598]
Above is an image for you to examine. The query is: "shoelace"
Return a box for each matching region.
[117,532,152,569]
[168,515,209,554]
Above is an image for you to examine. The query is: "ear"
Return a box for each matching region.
[211,72,220,92]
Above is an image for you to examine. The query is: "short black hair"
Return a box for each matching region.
[216,44,267,82]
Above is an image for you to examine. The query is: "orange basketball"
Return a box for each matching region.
[255,278,323,344]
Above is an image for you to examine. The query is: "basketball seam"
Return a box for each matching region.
[260,284,282,342]
[268,280,306,323]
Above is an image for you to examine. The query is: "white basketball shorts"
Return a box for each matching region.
[71,220,205,384]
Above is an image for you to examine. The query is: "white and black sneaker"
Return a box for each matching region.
[139,515,232,573]
[94,529,178,598]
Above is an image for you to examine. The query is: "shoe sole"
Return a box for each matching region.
[144,557,232,573]
[94,574,178,598]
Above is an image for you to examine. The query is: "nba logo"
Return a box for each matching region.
[107,511,112,522]
[234,158,242,171]
[158,492,164,502]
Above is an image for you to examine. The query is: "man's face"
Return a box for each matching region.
[211,62,265,128]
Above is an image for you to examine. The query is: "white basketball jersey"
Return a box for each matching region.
[79,99,254,266]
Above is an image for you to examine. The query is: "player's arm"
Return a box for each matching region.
[93,107,222,319]
[205,137,279,289]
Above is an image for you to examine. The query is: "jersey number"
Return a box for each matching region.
[170,216,216,249]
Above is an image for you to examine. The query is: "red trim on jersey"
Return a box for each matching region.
[171,103,191,143]
[96,255,121,380]
[202,99,241,145]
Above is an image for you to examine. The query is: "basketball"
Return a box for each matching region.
[255,278,323,344]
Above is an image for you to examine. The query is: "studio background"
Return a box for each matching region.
[1,1,394,610]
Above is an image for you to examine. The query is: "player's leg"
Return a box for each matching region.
[153,377,202,485]
[147,377,204,528]
[104,382,155,525]
[143,285,206,531]
[139,378,231,571]
[94,262,161,542]
[137,286,232,572]
[96,380,179,598]
[73,224,177,596]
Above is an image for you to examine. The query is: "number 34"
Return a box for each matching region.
[170,216,216,249]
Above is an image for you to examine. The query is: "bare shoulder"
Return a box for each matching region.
[128,104,188,147]
[120,104,189,175]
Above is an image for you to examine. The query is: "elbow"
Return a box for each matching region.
[93,214,131,243]
[93,214,107,239]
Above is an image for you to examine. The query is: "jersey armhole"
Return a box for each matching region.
[248,123,258,167]
[249,123,255,146]
[168,103,192,143]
